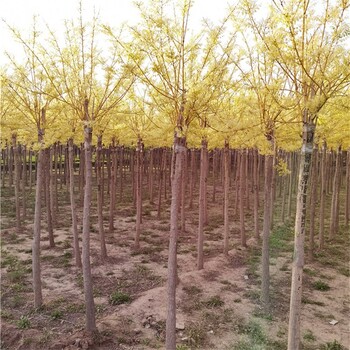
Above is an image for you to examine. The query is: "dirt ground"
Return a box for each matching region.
[1,181,349,350]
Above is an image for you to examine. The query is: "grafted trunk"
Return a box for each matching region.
[68,138,82,268]
[288,121,315,350]
[223,141,230,255]
[197,139,207,270]
[81,101,96,333]
[329,146,342,239]
[97,135,107,260]
[12,134,21,234]
[308,146,318,261]
[166,135,186,350]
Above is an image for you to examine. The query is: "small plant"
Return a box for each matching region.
[110,291,132,305]
[321,340,344,350]
[312,280,330,291]
[303,329,316,342]
[204,295,224,308]
[176,345,190,350]
[50,310,63,320]
[17,315,30,329]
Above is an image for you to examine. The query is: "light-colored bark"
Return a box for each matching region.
[239,150,247,247]
[109,139,117,234]
[45,148,55,248]
[166,136,186,350]
[81,100,96,332]
[188,148,195,209]
[261,150,274,310]
[345,149,350,227]
[253,149,260,240]
[308,146,318,261]
[12,134,21,234]
[318,143,327,249]
[97,135,107,259]
[197,139,207,270]
[223,141,230,255]
[135,138,143,249]
[68,138,82,268]
[330,146,342,239]
[288,122,315,350]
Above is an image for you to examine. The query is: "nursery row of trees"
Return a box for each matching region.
[1,0,349,349]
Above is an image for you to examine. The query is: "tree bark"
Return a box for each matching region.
[345,149,350,227]
[253,149,260,240]
[12,134,21,234]
[240,150,247,247]
[223,141,230,255]
[318,143,327,249]
[261,149,274,311]
[32,109,45,308]
[97,135,107,260]
[109,139,117,234]
[166,135,186,350]
[45,148,55,248]
[134,138,143,249]
[180,149,187,233]
[330,146,342,239]
[81,100,96,332]
[288,121,315,350]
[68,138,82,268]
[188,148,195,209]
[197,139,207,270]
[308,147,318,261]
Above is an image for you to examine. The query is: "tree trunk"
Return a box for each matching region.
[240,150,247,247]
[12,134,21,234]
[345,149,350,227]
[261,149,274,310]
[149,148,154,204]
[97,135,107,260]
[188,148,195,209]
[329,146,342,239]
[109,139,117,234]
[81,101,96,333]
[253,149,260,240]
[166,135,186,350]
[32,109,45,308]
[157,148,165,219]
[197,139,207,270]
[180,149,187,233]
[134,138,142,249]
[318,143,327,249]
[288,121,315,350]
[68,138,82,268]
[223,141,230,255]
[119,146,124,202]
[308,147,318,261]
[45,148,55,248]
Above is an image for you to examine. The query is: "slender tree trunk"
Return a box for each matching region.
[45,148,55,248]
[157,148,165,219]
[149,148,154,204]
[287,153,293,218]
[22,146,27,220]
[135,138,142,249]
[212,149,217,203]
[288,121,315,350]
[97,135,107,260]
[197,139,207,270]
[79,144,85,206]
[308,146,318,261]
[188,148,195,209]
[166,136,186,350]
[253,149,260,240]
[223,141,230,255]
[68,138,82,268]
[261,149,274,310]
[82,101,96,332]
[119,146,124,202]
[32,109,46,308]
[245,149,250,211]
[319,143,327,249]
[49,147,56,227]
[240,150,247,247]
[9,145,13,188]
[12,134,21,234]
[109,139,117,234]
[180,149,187,233]
[345,149,350,227]
[330,146,342,239]
[29,149,33,192]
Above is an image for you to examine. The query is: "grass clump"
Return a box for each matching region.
[109,291,132,305]
[312,280,330,291]
[303,329,316,342]
[203,295,224,308]
[321,340,345,350]
[17,315,30,329]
